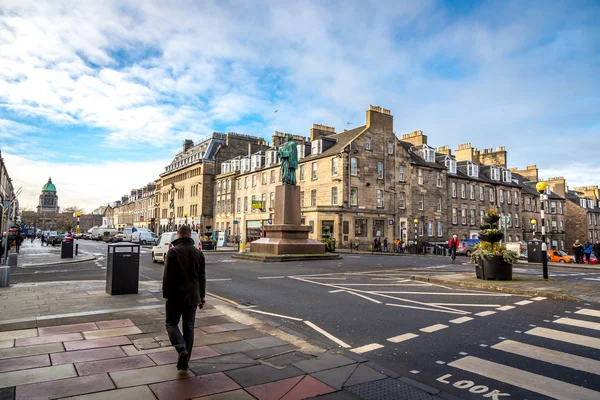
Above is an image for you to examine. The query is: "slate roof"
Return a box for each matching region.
[566,190,600,212]
[398,141,446,170]
[511,172,565,200]
[298,125,367,164]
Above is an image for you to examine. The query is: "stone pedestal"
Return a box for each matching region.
[249,185,325,256]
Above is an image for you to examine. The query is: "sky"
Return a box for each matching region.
[0,0,599,212]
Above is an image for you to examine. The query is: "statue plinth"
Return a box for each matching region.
[249,185,325,256]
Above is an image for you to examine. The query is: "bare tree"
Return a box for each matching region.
[57,205,82,231]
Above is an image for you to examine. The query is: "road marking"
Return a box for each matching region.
[351,343,384,354]
[514,300,533,305]
[430,303,501,307]
[387,333,419,343]
[475,311,497,317]
[449,317,474,324]
[492,340,600,375]
[554,317,600,332]
[496,305,515,311]
[583,278,600,281]
[526,327,600,349]
[448,356,600,400]
[373,292,511,296]
[310,277,347,280]
[410,370,420,374]
[304,321,351,348]
[207,278,232,282]
[531,297,547,301]
[328,289,345,293]
[207,292,240,306]
[344,291,382,304]
[257,276,285,279]
[420,324,448,333]
[244,309,303,321]
[386,303,466,315]
[575,309,600,318]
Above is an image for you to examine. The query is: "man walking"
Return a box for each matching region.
[593,240,600,262]
[162,225,206,370]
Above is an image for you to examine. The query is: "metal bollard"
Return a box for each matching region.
[0,266,9,287]
[76,244,79,256]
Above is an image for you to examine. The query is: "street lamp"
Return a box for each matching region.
[413,218,419,254]
[184,213,188,226]
[536,182,549,280]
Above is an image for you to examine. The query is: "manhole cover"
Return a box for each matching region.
[346,378,436,400]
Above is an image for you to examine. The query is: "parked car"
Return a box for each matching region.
[51,234,65,245]
[152,231,202,263]
[568,254,598,264]
[82,233,91,240]
[113,233,126,242]
[456,239,479,256]
[101,229,119,242]
[547,250,573,263]
[132,231,159,245]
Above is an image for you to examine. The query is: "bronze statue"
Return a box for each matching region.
[278,134,298,185]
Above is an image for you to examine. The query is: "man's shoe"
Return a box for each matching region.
[177,350,189,370]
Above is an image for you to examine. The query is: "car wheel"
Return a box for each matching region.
[141,240,147,245]
[559,259,565,263]
[152,253,157,263]
[466,250,471,257]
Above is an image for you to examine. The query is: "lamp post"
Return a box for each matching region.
[536,182,549,280]
[184,213,188,226]
[413,218,419,254]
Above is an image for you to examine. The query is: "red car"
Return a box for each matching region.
[569,254,598,264]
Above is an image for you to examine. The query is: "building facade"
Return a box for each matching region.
[0,151,17,234]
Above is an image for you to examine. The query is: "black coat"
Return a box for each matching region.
[593,243,600,257]
[162,237,206,306]
[572,244,584,256]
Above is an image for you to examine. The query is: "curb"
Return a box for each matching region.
[411,275,581,302]
[18,255,97,268]
[517,261,600,271]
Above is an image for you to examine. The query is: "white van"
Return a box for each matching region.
[121,227,150,242]
[100,228,119,242]
[152,231,202,263]
[132,231,159,245]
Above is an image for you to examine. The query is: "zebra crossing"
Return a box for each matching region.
[439,307,600,399]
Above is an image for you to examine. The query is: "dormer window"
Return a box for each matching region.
[490,167,500,181]
[467,162,479,178]
[298,144,306,159]
[588,199,594,209]
[365,136,371,150]
[580,199,587,208]
[311,140,322,155]
[502,169,511,182]
[445,158,457,174]
[423,148,435,162]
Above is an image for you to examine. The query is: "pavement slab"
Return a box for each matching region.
[190,352,258,366]
[208,340,257,355]
[61,385,157,400]
[121,345,173,356]
[0,343,64,361]
[0,364,77,389]
[310,364,358,390]
[15,332,83,347]
[192,389,255,399]
[82,326,142,339]
[110,364,194,388]
[0,341,13,349]
[200,325,229,334]
[95,319,135,330]
[280,375,336,399]
[0,329,38,341]
[244,344,298,360]
[192,332,241,347]
[244,336,289,349]
[306,390,361,399]
[232,329,272,340]
[224,364,305,388]
[0,354,50,373]
[0,387,14,400]
[149,373,241,400]
[293,354,356,374]
[37,323,98,336]
[63,336,132,351]
[75,354,155,376]
[14,372,114,400]
[50,346,126,365]
[148,346,220,365]
[342,364,387,388]
[245,375,304,400]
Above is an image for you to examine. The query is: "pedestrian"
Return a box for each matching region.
[383,238,388,253]
[448,235,460,263]
[401,240,406,253]
[394,238,400,253]
[373,237,377,252]
[593,240,600,261]
[377,238,382,252]
[353,237,360,251]
[572,240,584,264]
[41,234,46,247]
[15,231,23,254]
[583,241,593,264]
[162,225,206,371]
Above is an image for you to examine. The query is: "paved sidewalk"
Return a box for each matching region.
[12,241,95,268]
[0,280,451,400]
[413,271,600,303]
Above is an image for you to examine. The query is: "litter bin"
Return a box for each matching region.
[106,243,140,295]
[61,240,74,259]
[527,240,544,263]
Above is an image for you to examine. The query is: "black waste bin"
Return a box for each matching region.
[106,244,140,295]
[61,240,74,259]
[527,240,544,263]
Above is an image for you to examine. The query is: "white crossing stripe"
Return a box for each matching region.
[475,311,496,317]
[420,324,448,333]
[351,343,384,354]
[526,327,600,349]
[514,300,533,305]
[576,308,600,318]
[492,340,600,375]
[531,296,547,301]
[554,317,600,332]
[304,321,351,348]
[449,356,600,400]
[583,278,600,281]
[387,333,419,343]
[496,305,516,311]
[449,317,474,324]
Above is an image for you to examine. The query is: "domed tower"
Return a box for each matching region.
[37,177,59,214]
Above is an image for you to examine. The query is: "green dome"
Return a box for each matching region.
[42,177,56,192]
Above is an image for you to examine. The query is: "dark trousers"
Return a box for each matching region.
[575,253,582,264]
[165,299,197,356]
[584,253,591,263]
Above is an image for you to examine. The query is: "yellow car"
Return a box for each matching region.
[547,250,573,263]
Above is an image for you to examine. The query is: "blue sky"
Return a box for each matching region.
[0,0,599,211]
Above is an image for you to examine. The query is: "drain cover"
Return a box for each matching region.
[346,378,436,400]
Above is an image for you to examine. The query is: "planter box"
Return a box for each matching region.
[478,232,504,243]
[477,255,513,281]
[484,215,500,224]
